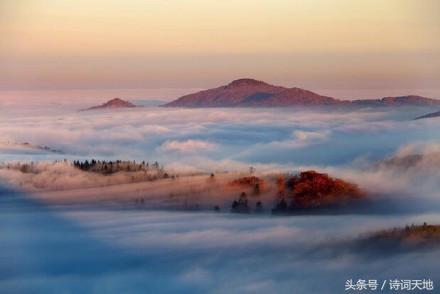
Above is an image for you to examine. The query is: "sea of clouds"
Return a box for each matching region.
[0,105,438,168]
[1,103,440,293]
[2,194,440,293]
[1,104,439,198]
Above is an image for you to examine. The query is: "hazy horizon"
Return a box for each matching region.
[1,85,440,108]
[2,0,440,95]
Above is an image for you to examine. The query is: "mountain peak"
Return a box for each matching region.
[102,98,135,107]
[163,79,440,108]
[163,79,336,107]
[108,97,126,103]
[226,78,270,88]
[83,98,137,111]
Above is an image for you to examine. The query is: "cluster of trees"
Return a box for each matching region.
[230,192,263,213]
[1,160,172,184]
[273,170,363,213]
[228,170,364,215]
[1,161,40,174]
[367,223,440,245]
[0,160,68,174]
[382,223,440,237]
[72,159,164,175]
[230,176,264,195]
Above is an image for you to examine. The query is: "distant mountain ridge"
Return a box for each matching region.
[83,98,137,111]
[0,141,63,154]
[164,78,440,108]
[352,96,440,107]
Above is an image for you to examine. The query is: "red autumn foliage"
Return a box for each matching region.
[230,176,264,188]
[286,170,363,209]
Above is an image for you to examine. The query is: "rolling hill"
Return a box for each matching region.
[83,98,137,111]
[164,78,440,108]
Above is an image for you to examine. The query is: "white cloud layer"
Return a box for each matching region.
[1,106,437,171]
[159,139,217,153]
[0,104,440,293]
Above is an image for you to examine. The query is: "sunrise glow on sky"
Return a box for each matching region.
[1,0,439,94]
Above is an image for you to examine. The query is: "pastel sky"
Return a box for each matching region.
[1,0,439,95]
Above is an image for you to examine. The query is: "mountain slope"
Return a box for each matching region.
[165,79,286,107]
[414,110,440,120]
[83,98,137,111]
[164,79,440,108]
[266,88,341,106]
[164,78,340,107]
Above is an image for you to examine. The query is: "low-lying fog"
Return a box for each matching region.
[1,104,439,293]
[2,193,440,293]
